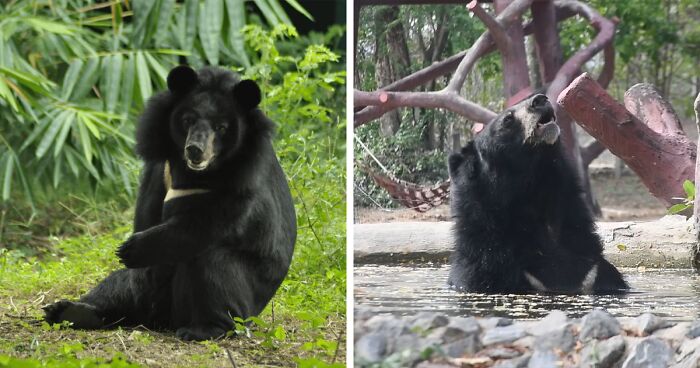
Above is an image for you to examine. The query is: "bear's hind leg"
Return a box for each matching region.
[44,268,166,329]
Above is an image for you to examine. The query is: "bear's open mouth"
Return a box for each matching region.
[533,107,559,145]
[187,160,210,171]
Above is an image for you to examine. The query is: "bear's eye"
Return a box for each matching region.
[183,116,195,126]
[215,123,228,132]
[503,112,515,125]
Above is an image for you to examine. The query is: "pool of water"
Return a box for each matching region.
[354,265,700,321]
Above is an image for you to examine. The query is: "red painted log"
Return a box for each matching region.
[558,73,697,207]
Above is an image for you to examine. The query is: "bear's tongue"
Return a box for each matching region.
[535,122,560,145]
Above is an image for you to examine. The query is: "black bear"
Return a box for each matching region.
[447,94,628,294]
[44,66,297,341]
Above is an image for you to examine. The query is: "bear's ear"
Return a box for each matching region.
[167,65,198,95]
[233,79,261,110]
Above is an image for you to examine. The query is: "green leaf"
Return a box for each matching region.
[53,110,74,157]
[683,180,695,199]
[131,0,157,47]
[71,57,99,100]
[120,55,136,116]
[154,0,176,46]
[184,0,199,51]
[268,0,291,25]
[616,244,627,251]
[253,0,280,25]
[77,122,93,162]
[36,110,70,158]
[668,203,691,214]
[284,0,313,21]
[0,78,19,112]
[225,0,250,67]
[52,156,62,188]
[135,52,152,104]
[199,0,224,65]
[144,52,168,85]
[104,54,123,113]
[2,154,14,201]
[61,59,84,100]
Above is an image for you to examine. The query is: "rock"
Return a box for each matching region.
[654,322,690,343]
[528,310,568,336]
[580,309,622,341]
[512,335,534,350]
[483,325,527,346]
[355,332,388,364]
[672,351,700,368]
[429,317,481,343]
[415,363,453,368]
[478,317,514,329]
[621,337,673,368]
[533,324,575,353]
[391,334,441,364]
[580,335,626,368]
[481,346,523,360]
[627,313,673,336]
[527,350,559,368]
[408,312,449,332]
[687,320,700,338]
[442,335,481,358]
[364,315,409,337]
[678,337,700,360]
[493,354,531,368]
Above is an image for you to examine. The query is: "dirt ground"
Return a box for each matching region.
[355,170,668,223]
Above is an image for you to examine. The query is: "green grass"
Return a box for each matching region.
[0,141,346,367]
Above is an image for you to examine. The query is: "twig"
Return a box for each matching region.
[226,349,238,368]
[331,330,343,364]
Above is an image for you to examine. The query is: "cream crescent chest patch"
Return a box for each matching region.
[163,161,211,203]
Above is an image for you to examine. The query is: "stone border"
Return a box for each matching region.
[354,309,700,367]
[354,215,698,268]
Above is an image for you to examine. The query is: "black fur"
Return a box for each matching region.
[44,66,296,341]
[447,94,627,294]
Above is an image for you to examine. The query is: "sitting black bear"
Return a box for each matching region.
[44,66,297,340]
[447,94,627,294]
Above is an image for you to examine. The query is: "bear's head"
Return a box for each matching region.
[480,93,559,149]
[448,94,560,200]
[165,65,263,172]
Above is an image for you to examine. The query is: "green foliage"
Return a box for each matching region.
[0,353,141,368]
[0,0,309,209]
[0,22,345,367]
[668,179,695,215]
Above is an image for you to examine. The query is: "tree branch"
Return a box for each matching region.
[546,0,616,101]
[355,90,497,123]
[558,73,696,206]
[446,0,533,93]
[581,140,606,167]
[623,83,685,136]
[467,1,511,53]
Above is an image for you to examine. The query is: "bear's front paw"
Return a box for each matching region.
[116,234,149,268]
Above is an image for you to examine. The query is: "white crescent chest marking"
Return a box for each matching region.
[163,161,210,203]
[524,271,548,292]
[580,264,599,295]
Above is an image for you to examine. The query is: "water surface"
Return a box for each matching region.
[354,265,700,321]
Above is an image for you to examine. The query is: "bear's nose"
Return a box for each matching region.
[186,145,204,162]
[531,94,549,108]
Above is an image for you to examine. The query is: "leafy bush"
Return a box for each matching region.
[0,0,311,207]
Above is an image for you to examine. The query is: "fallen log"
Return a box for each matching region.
[354,216,697,268]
